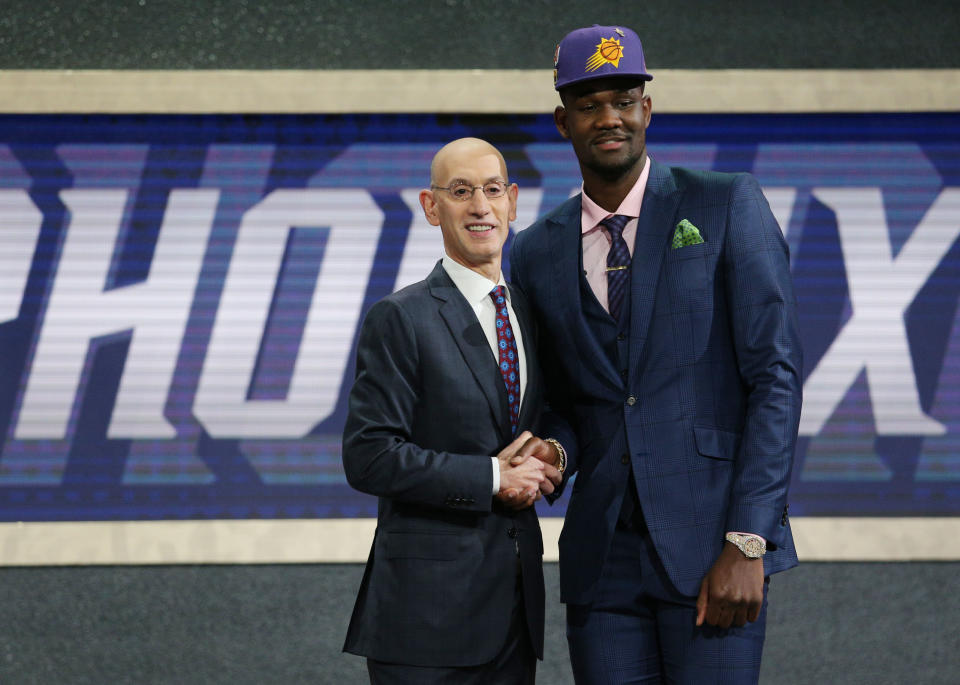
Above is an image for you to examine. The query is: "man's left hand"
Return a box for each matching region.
[495,431,543,510]
[695,541,765,629]
[511,436,563,492]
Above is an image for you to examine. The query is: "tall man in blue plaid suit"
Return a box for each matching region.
[510,25,803,684]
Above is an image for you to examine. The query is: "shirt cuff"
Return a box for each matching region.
[491,457,500,495]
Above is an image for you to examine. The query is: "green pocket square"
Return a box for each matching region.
[671,219,704,249]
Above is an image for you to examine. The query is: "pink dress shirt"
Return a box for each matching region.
[580,156,650,313]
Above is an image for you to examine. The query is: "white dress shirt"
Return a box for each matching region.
[441,255,527,495]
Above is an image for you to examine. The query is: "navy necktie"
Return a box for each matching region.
[489,286,521,434]
[601,214,632,322]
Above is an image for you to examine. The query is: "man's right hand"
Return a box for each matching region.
[496,431,546,510]
[512,435,563,495]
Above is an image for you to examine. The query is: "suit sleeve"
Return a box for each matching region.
[510,230,580,500]
[723,174,803,547]
[341,298,494,513]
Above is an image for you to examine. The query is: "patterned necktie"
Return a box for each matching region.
[489,286,521,434]
[602,214,633,322]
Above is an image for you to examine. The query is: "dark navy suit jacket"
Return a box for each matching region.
[510,159,802,603]
[342,261,545,667]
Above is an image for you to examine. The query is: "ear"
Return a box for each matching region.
[507,183,519,222]
[419,189,441,226]
[554,105,570,140]
[642,94,653,128]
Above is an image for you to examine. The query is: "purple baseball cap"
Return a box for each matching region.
[553,24,653,91]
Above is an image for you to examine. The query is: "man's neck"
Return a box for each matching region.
[445,254,502,284]
[581,154,646,213]
[470,260,501,284]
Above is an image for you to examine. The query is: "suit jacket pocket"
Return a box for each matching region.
[667,241,710,261]
[665,243,711,310]
[383,530,472,561]
[694,425,741,461]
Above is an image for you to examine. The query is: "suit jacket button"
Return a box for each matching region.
[626,396,636,406]
[621,454,630,465]
[508,527,518,538]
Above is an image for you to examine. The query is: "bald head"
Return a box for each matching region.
[418,137,518,282]
[430,137,509,186]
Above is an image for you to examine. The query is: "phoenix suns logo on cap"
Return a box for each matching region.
[585,36,624,73]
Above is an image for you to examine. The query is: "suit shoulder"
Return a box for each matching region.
[384,278,431,306]
[670,166,761,204]
[514,194,580,249]
[362,281,430,329]
[540,193,581,224]
[539,193,581,227]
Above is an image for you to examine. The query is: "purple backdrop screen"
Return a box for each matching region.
[0,113,958,520]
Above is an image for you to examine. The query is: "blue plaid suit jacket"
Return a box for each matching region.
[510,159,802,603]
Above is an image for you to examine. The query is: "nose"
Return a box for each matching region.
[595,103,621,129]
[467,187,492,214]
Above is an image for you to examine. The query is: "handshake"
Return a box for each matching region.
[495,430,564,510]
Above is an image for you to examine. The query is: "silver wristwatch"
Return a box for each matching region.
[725,532,766,559]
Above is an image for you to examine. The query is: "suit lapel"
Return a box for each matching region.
[429,263,512,442]
[547,200,622,391]
[628,160,681,372]
[508,286,540,429]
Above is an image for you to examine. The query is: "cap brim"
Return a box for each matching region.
[556,71,653,91]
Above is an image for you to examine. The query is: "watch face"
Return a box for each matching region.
[742,537,764,557]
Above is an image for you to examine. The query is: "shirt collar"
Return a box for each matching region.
[441,254,508,306]
[580,155,652,235]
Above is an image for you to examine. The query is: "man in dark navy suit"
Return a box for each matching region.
[511,25,803,684]
[343,137,559,684]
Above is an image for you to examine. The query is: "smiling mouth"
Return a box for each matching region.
[466,224,496,233]
[594,137,627,150]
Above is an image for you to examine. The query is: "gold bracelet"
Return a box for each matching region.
[543,438,566,474]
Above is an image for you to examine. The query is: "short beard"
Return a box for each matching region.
[583,153,642,183]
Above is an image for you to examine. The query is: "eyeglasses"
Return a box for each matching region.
[430,180,510,202]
